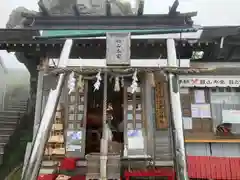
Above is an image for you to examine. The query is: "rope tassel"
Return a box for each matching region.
[68,72,76,94]
[130,70,138,93]
[114,76,120,92]
[94,71,102,91]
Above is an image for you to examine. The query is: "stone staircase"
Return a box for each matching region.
[154,130,174,166]
[4,100,28,113]
[0,100,28,165]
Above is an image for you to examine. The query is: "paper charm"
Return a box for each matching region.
[94,71,102,91]
[114,76,120,92]
[68,72,76,94]
[130,70,138,93]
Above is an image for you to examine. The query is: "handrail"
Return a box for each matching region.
[4,163,23,180]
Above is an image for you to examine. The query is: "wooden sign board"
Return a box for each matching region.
[155,81,170,129]
[106,32,131,66]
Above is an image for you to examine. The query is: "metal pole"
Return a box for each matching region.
[21,39,73,180]
[100,71,108,180]
[166,39,188,180]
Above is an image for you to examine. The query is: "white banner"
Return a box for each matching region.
[180,76,240,87]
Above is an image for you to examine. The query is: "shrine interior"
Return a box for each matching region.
[85,77,124,154]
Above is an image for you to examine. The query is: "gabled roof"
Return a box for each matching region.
[200,26,240,41]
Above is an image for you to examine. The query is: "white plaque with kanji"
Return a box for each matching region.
[106,32,131,65]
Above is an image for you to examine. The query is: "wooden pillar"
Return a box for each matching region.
[33,69,44,138]
[167,39,188,180]
[100,72,108,180]
[143,73,155,157]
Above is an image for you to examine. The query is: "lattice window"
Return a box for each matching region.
[126,86,143,129]
[67,87,85,129]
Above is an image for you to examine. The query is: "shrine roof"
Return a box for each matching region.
[22,0,196,30]
[199,26,240,41]
[22,14,196,31]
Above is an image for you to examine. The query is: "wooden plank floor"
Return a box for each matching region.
[184,132,240,143]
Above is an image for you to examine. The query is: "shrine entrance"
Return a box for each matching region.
[85,77,124,154]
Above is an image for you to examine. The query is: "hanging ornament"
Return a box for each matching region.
[121,76,124,87]
[68,72,76,94]
[114,76,120,92]
[130,70,138,93]
[94,71,102,91]
[77,74,84,90]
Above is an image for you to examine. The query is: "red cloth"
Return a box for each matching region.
[70,175,86,180]
[37,174,57,180]
[59,158,77,170]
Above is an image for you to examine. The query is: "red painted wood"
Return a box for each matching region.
[124,168,175,179]
[37,156,240,180]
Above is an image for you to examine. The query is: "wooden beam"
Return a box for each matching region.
[185,139,240,143]
[49,58,190,68]
[38,0,50,16]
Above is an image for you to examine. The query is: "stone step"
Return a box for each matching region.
[4,107,26,111]
[0,142,6,147]
[155,160,174,166]
[0,111,24,116]
[0,122,18,129]
[41,160,59,168]
[0,117,19,123]
[39,168,56,175]
[5,103,27,107]
[5,106,27,110]
[0,128,14,136]
[0,136,10,144]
